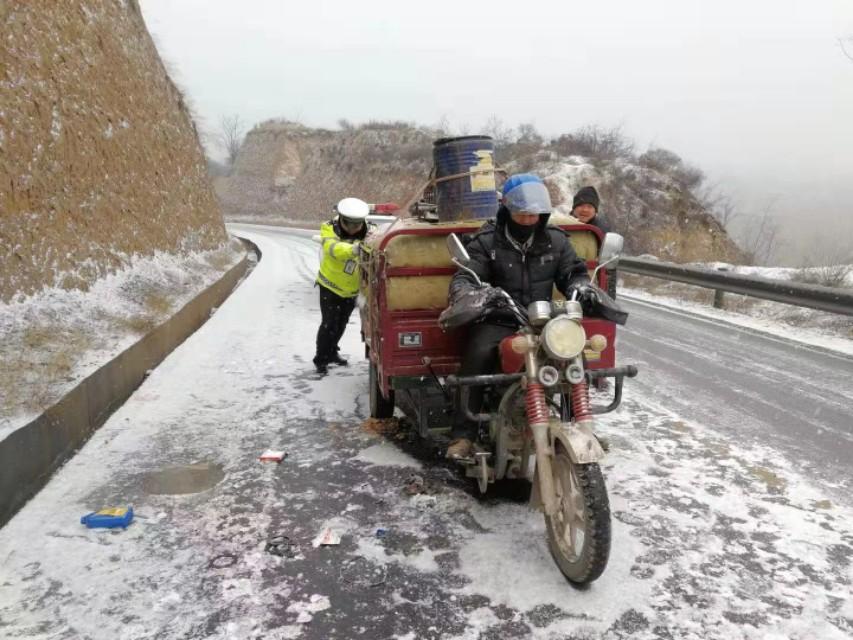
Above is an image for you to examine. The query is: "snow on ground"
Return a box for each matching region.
[0,237,245,435]
[621,286,853,357]
[621,259,853,350]
[0,229,351,638]
[353,442,423,469]
[0,226,850,639]
[714,263,853,288]
[535,158,598,217]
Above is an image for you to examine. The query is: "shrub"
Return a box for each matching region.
[791,264,853,288]
[550,125,634,162]
[358,120,415,131]
[638,147,704,190]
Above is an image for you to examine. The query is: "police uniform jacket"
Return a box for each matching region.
[317,217,370,298]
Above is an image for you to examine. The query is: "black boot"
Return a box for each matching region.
[330,351,349,366]
[313,357,329,375]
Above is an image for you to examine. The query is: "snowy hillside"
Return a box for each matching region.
[216,122,741,263]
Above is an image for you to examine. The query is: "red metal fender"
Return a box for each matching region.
[499,333,525,373]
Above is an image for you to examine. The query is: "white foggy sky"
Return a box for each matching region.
[139,0,853,257]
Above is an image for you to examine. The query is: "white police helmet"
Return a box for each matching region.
[334,197,370,221]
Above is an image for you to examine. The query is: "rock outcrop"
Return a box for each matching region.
[216,121,433,222]
[218,121,742,262]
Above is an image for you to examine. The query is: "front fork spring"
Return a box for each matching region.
[525,382,550,426]
[571,380,593,422]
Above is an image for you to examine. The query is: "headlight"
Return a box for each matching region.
[541,316,586,360]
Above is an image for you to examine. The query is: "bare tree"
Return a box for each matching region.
[700,184,739,230]
[714,196,738,229]
[433,114,452,137]
[218,114,246,167]
[516,122,543,146]
[740,198,781,265]
[482,115,516,146]
[840,36,853,61]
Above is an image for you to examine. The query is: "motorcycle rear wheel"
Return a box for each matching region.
[544,447,611,585]
[369,362,395,419]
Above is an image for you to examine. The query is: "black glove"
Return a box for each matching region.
[440,286,508,330]
[576,283,629,325]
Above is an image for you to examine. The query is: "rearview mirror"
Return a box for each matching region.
[446,233,483,287]
[446,233,470,264]
[598,233,624,265]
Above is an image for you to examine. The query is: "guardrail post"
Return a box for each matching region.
[712,264,731,309]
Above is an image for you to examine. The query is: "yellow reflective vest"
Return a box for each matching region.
[317,219,369,297]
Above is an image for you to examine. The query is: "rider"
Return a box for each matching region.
[446,174,591,459]
[313,197,371,375]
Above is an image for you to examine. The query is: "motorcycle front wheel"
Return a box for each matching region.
[544,446,611,585]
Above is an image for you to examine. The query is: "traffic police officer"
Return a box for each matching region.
[313,197,371,375]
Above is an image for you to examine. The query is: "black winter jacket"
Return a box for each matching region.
[449,207,590,311]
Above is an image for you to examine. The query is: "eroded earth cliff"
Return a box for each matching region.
[0,0,228,303]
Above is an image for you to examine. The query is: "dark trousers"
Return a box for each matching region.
[314,285,357,366]
[451,322,517,439]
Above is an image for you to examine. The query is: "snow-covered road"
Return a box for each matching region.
[0,225,851,640]
[620,296,853,495]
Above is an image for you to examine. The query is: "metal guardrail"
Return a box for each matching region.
[618,257,853,317]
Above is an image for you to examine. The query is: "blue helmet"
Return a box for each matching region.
[501,173,552,215]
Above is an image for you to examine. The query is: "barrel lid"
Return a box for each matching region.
[433,135,494,146]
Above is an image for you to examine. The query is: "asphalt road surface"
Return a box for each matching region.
[1,225,850,640]
[619,295,853,496]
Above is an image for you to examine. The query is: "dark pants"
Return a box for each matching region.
[451,322,517,440]
[314,285,357,366]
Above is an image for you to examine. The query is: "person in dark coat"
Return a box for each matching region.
[573,185,619,300]
[445,174,590,459]
[572,186,611,233]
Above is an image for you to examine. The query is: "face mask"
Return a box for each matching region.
[507,217,537,244]
[340,218,364,235]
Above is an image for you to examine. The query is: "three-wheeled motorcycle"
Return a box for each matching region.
[358,210,638,585]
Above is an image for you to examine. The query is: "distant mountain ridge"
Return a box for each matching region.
[216,120,742,262]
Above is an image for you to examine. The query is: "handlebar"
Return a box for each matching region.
[496,287,528,326]
[585,365,638,379]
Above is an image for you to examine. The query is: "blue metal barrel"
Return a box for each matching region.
[433,136,499,221]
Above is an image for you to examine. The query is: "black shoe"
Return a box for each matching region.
[315,362,328,375]
[330,353,349,366]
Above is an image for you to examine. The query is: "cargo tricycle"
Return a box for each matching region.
[359,213,637,585]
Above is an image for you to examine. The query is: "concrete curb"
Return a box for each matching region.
[0,239,258,527]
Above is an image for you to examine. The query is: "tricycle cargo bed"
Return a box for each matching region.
[359,216,613,398]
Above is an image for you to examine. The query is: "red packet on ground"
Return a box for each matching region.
[259,450,287,463]
[312,527,341,547]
